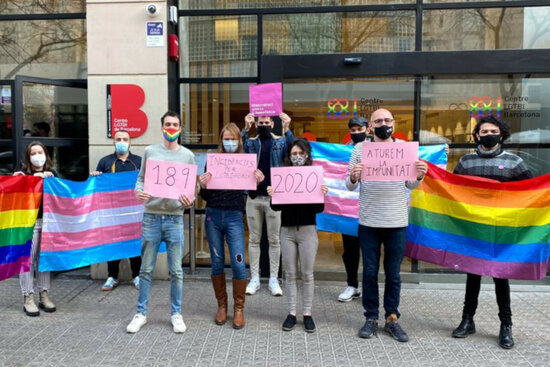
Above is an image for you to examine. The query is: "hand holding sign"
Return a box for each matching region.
[361,142,419,181]
[270,166,324,204]
[144,160,198,201]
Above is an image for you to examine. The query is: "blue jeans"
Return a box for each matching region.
[137,213,184,316]
[205,207,246,280]
[359,225,406,320]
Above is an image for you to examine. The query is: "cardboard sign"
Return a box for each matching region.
[144,160,197,201]
[249,82,282,116]
[271,166,324,204]
[206,153,257,190]
[361,142,418,181]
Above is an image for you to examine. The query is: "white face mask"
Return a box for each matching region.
[30,154,46,168]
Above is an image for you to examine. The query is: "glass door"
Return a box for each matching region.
[14,75,88,180]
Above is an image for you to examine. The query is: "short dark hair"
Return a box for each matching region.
[473,115,511,143]
[160,111,180,126]
[284,138,313,167]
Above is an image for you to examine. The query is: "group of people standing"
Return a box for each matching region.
[14,107,531,349]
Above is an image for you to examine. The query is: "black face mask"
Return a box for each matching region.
[374,125,393,140]
[350,132,366,144]
[257,125,272,139]
[479,134,501,149]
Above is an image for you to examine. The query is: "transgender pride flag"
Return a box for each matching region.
[311,141,447,236]
[39,171,143,272]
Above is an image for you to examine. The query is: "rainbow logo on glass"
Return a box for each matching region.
[469,96,502,119]
[327,98,358,119]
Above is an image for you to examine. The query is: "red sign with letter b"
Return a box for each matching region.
[107,84,148,138]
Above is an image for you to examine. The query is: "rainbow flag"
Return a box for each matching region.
[39,171,144,272]
[406,162,550,280]
[311,141,447,236]
[0,176,43,281]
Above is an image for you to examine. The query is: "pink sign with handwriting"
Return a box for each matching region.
[361,142,418,181]
[249,82,282,116]
[271,166,324,204]
[206,153,257,190]
[144,160,197,201]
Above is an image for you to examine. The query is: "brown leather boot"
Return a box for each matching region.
[211,274,227,325]
[232,279,247,329]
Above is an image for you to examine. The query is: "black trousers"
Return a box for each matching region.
[342,234,360,288]
[107,256,142,279]
[463,273,512,324]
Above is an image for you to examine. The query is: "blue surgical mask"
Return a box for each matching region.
[222,140,238,153]
[115,142,129,155]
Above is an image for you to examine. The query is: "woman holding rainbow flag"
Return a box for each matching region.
[452,116,532,349]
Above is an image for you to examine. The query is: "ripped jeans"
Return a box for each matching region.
[205,207,247,280]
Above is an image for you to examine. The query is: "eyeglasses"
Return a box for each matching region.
[372,118,394,126]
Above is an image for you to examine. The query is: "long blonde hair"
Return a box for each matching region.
[218,123,243,153]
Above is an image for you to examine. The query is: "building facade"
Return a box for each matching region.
[1,0,550,280]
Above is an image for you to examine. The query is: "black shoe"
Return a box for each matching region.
[358,319,378,339]
[303,316,316,333]
[282,314,297,331]
[499,323,514,349]
[452,314,476,338]
[384,319,409,342]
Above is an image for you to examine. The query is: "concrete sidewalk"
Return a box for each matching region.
[0,275,549,367]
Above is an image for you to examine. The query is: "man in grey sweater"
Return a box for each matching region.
[126,111,195,334]
[346,108,428,342]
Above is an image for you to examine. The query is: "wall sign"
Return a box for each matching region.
[146,22,164,47]
[107,84,148,138]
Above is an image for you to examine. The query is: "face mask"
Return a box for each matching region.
[222,140,238,153]
[374,125,393,140]
[163,127,181,142]
[479,134,501,149]
[290,155,307,166]
[351,132,366,144]
[115,142,129,155]
[30,154,46,168]
[257,125,272,139]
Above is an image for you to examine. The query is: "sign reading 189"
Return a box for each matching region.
[327,98,358,119]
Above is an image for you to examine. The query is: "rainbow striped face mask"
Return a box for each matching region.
[163,127,181,142]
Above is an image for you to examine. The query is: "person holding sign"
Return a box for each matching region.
[13,142,57,317]
[90,129,143,292]
[126,111,195,334]
[199,123,265,329]
[347,108,428,342]
[267,138,328,333]
[241,112,294,296]
[451,116,531,349]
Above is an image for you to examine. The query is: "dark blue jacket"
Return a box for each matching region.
[240,130,294,167]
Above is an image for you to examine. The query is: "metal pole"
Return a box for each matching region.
[187,204,197,274]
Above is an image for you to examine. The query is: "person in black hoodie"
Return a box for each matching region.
[267,138,328,333]
[199,123,265,329]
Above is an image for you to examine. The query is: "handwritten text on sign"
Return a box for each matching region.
[144,160,198,201]
[361,142,418,181]
[249,82,282,116]
[206,153,257,190]
[271,166,324,204]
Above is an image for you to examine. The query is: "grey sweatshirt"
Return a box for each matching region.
[135,143,196,215]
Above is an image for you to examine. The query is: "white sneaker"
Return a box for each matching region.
[338,286,360,302]
[101,277,119,291]
[126,313,147,333]
[268,277,283,296]
[133,276,140,290]
[171,314,187,333]
[245,277,260,295]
